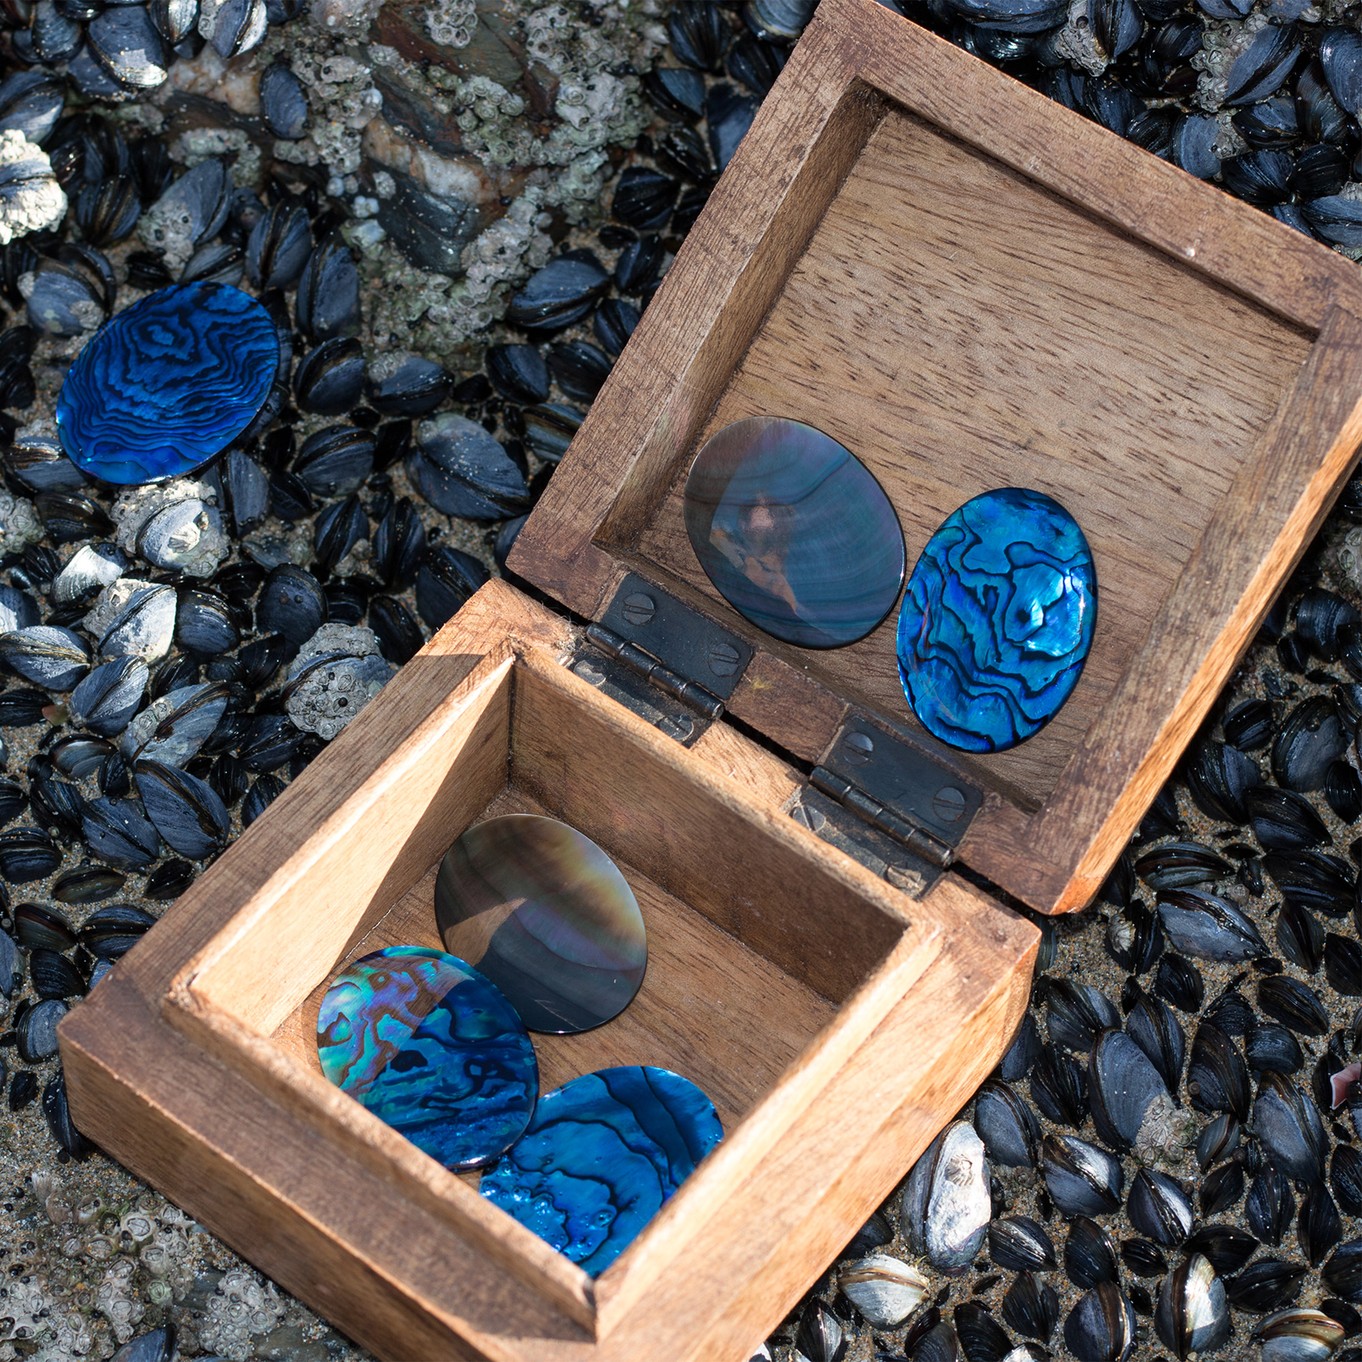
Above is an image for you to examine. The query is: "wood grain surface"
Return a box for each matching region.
[635,104,1312,807]
[511,0,1362,911]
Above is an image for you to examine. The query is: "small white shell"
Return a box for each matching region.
[836,1253,929,1329]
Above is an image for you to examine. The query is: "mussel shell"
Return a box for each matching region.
[0,827,61,882]
[1003,1271,1058,1343]
[259,63,308,139]
[1128,1169,1193,1246]
[0,624,89,689]
[1272,697,1347,792]
[16,996,66,1060]
[296,234,360,341]
[1247,1166,1296,1245]
[974,1079,1040,1167]
[1042,1134,1124,1217]
[1064,1282,1135,1362]
[1089,1028,1171,1149]
[1253,1308,1345,1362]
[486,343,549,403]
[408,414,530,522]
[901,1119,991,1272]
[506,252,609,332]
[81,794,162,868]
[835,1254,929,1329]
[1156,1254,1230,1358]
[134,759,229,859]
[1253,1071,1328,1184]
[42,1071,90,1156]
[79,902,156,958]
[29,946,85,999]
[1157,889,1268,962]
[989,1215,1057,1272]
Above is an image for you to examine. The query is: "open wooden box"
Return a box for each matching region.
[60,0,1362,1357]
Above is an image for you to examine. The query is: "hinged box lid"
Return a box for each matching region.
[510,0,1362,914]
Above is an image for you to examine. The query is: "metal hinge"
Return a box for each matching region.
[789,719,983,898]
[567,573,753,746]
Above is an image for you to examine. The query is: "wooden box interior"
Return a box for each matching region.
[162,624,943,1336]
[511,0,1362,914]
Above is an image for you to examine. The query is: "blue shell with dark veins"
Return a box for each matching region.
[683,417,905,649]
[896,487,1097,753]
[480,1065,723,1275]
[317,945,538,1171]
[56,282,277,485]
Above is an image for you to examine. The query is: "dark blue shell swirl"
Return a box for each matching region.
[683,417,905,648]
[479,1065,723,1275]
[316,945,538,1171]
[55,282,277,485]
[896,487,1097,753]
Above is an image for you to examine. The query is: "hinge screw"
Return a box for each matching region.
[573,656,606,685]
[933,786,967,823]
[842,730,874,765]
[621,592,656,627]
[708,641,741,677]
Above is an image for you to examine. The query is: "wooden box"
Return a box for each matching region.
[60,0,1362,1358]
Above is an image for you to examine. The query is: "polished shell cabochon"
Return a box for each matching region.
[55,281,278,485]
[896,487,1097,753]
[480,1065,723,1276]
[434,814,647,1035]
[316,945,538,1171]
[683,417,906,649]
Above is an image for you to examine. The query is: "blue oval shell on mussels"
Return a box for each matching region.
[55,282,277,485]
[683,417,905,649]
[896,487,1097,753]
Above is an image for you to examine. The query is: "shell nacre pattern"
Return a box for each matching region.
[896,487,1097,754]
[316,945,538,1171]
[434,813,647,1035]
[682,417,906,649]
[55,281,278,485]
[479,1065,723,1276]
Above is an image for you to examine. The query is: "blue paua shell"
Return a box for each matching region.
[435,814,647,1035]
[480,1065,722,1275]
[316,945,538,1171]
[55,282,277,485]
[683,417,905,649]
[896,487,1097,753]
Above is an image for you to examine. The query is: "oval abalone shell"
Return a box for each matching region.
[479,1065,722,1275]
[682,417,905,648]
[434,814,646,1035]
[316,945,537,1170]
[55,281,277,485]
[896,487,1097,753]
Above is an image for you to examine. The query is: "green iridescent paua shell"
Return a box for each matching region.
[316,945,537,1170]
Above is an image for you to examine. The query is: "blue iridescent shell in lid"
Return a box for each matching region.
[896,487,1097,753]
[316,945,538,1171]
[480,1065,723,1275]
[55,281,278,485]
